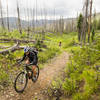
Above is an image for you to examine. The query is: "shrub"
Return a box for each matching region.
[38,47,59,64]
[63,78,77,96]
[0,69,9,86]
[72,93,84,100]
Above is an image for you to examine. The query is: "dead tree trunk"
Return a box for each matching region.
[0,42,19,54]
[0,38,35,43]
[0,0,5,30]
[84,0,89,43]
[7,0,10,31]
[0,43,26,54]
[35,0,38,30]
[17,1,22,34]
[88,0,93,43]
[81,0,89,45]
[59,16,64,33]
[27,8,30,37]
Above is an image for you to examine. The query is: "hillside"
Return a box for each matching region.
[0,17,77,29]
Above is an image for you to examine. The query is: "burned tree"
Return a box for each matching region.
[59,16,64,33]
[6,0,10,31]
[31,8,34,31]
[81,0,89,44]
[92,9,97,30]
[81,0,93,44]
[77,14,84,42]
[88,0,93,43]
[27,8,30,37]
[44,8,47,32]
[17,1,22,34]
[0,0,5,30]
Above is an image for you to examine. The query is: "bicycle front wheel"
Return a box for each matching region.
[14,72,28,93]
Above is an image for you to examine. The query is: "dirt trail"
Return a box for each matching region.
[0,52,69,100]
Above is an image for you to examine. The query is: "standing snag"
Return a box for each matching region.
[77,14,84,42]
[17,1,22,34]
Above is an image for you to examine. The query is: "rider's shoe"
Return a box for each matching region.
[32,76,37,82]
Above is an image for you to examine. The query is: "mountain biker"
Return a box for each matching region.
[19,47,38,81]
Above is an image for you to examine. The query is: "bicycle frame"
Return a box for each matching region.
[23,65,32,75]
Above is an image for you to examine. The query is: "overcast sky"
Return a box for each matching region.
[1,0,100,20]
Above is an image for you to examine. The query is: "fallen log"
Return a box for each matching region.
[0,38,35,43]
[10,46,25,52]
[0,42,20,54]
[0,45,25,49]
[0,41,10,43]
[0,46,10,49]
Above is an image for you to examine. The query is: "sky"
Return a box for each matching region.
[1,0,100,20]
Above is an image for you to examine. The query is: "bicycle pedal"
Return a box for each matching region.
[28,72,32,79]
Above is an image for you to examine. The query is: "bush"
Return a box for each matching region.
[0,69,9,86]
[72,93,84,100]
[82,69,98,94]
[38,47,60,64]
[63,78,77,96]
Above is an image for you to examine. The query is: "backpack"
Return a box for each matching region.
[29,47,38,56]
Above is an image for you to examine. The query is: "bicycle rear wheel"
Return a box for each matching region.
[14,72,28,93]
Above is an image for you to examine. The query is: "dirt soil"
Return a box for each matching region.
[0,52,69,100]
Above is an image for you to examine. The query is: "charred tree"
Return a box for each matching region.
[17,1,22,34]
[88,0,93,43]
[0,0,5,30]
[7,0,10,31]
[59,16,64,33]
[27,8,30,37]
[81,0,89,45]
[77,14,84,42]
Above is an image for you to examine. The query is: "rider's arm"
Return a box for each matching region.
[20,53,26,62]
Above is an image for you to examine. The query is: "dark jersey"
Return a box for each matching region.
[21,50,38,65]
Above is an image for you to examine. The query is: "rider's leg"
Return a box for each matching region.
[25,60,32,77]
[25,59,30,64]
[32,65,37,77]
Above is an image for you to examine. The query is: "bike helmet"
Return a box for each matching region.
[24,47,30,53]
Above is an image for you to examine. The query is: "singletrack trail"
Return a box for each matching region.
[0,52,69,100]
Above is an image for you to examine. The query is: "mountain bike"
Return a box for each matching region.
[14,64,39,93]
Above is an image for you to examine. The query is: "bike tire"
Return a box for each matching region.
[14,72,28,93]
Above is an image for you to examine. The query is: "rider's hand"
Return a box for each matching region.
[25,64,30,66]
[24,64,28,67]
[18,60,22,65]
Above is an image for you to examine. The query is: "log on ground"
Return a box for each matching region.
[0,42,25,54]
[0,38,35,43]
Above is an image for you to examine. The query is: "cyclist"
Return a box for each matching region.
[19,47,38,81]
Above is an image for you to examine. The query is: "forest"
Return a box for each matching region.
[0,0,100,100]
